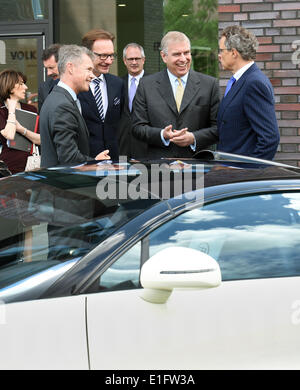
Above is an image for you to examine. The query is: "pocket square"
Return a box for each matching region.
[114,97,120,106]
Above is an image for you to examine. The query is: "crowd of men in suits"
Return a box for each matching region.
[38,25,280,168]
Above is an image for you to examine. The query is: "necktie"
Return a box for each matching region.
[75,98,82,114]
[93,78,104,121]
[175,78,184,112]
[128,77,136,112]
[224,76,236,97]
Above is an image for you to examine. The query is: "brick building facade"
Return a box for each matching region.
[218,0,300,166]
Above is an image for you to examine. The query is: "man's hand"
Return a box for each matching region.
[162,124,175,140]
[95,149,110,160]
[163,125,188,140]
[171,129,194,147]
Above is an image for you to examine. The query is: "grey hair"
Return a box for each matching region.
[160,31,191,55]
[221,25,259,60]
[58,44,94,75]
[123,43,145,58]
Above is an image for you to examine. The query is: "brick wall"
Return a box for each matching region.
[218,0,300,166]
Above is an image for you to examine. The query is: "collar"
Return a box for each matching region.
[92,74,104,83]
[233,61,254,81]
[167,69,189,85]
[129,70,144,82]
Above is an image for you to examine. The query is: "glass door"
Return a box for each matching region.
[0,34,44,108]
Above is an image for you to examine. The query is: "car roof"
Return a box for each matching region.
[2,151,300,199]
[27,151,300,189]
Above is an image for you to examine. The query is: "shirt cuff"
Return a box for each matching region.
[190,138,196,151]
[160,129,170,146]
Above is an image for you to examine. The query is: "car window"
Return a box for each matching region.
[99,241,141,291]
[0,172,159,293]
[148,192,300,280]
[92,191,300,292]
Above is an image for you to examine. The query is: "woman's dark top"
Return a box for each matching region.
[0,102,37,174]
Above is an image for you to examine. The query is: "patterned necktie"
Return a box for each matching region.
[175,78,184,112]
[224,76,236,97]
[93,78,104,121]
[128,77,136,112]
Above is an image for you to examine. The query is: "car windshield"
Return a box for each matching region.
[0,169,159,290]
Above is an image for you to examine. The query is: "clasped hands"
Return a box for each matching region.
[163,124,195,147]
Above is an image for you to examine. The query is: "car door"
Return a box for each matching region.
[0,295,89,369]
[86,191,300,369]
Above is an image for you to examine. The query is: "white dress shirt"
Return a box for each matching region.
[233,61,254,82]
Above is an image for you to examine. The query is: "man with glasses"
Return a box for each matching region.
[79,29,124,161]
[217,25,279,160]
[119,43,148,158]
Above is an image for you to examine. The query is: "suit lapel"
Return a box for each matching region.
[56,86,90,138]
[104,74,114,118]
[179,70,201,113]
[156,70,178,115]
[84,87,99,117]
[156,70,202,115]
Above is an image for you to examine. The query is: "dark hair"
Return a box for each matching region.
[0,69,27,102]
[82,29,115,50]
[42,43,62,62]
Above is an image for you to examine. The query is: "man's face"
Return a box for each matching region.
[123,46,145,77]
[43,55,59,80]
[72,54,95,94]
[161,39,191,78]
[91,39,115,76]
[218,36,234,71]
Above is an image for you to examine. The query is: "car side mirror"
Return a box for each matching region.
[140,247,221,304]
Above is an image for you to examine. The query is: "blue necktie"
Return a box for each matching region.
[128,77,136,112]
[224,76,236,97]
[93,78,104,121]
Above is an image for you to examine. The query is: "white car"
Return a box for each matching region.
[1,153,300,369]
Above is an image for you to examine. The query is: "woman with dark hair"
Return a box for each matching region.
[0,69,40,173]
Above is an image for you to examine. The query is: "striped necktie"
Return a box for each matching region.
[93,78,104,121]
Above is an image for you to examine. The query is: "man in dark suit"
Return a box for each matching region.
[38,44,61,112]
[132,31,220,159]
[217,25,280,160]
[40,45,110,168]
[119,42,148,159]
[79,29,124,161]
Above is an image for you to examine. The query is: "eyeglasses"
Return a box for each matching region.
[126,57,143,62]
[93,52,117,60]
[218,48,231,54]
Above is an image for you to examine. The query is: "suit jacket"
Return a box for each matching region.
[40,85,93,168]
[78,73,124,161]
[118,73,149,159]
[217,63,280,160]
[131,69,220,159]
[38,78,59,113]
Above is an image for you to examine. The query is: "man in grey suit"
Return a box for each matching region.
[132,31,220,159]
[119,42,148,159]
[40,45,110,168]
